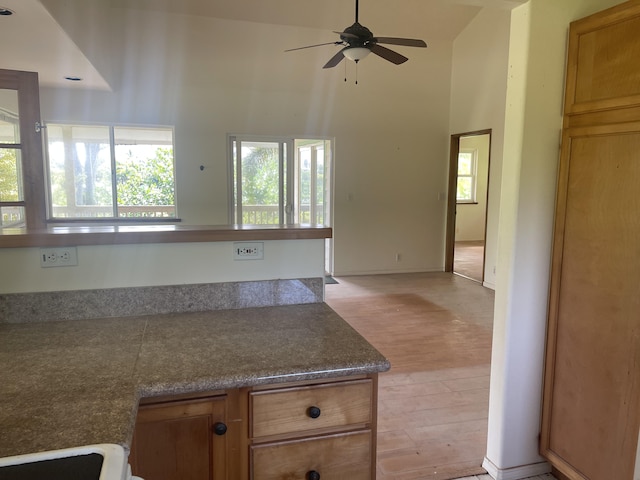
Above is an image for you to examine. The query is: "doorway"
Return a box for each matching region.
[445,130,491,283]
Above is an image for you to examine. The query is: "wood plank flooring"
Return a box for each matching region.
[458,475,557,480]
[454,241,485,283]
[325,273,494,480]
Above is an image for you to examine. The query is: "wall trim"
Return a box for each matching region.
[483,280,496,290]
[482,457,551,480]
[332,267,443,277]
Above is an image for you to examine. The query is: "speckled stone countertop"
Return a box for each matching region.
[0,303,390,458]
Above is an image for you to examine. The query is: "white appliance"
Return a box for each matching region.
[0,444,142,480]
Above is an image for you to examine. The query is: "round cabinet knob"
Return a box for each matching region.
[307,406,321,419]
[306,470,320,480]
[213,422,227,435]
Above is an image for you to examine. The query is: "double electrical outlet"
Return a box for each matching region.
[40,247,78,268]
[233,242,264,260]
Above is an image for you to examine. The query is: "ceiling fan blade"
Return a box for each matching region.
[323,48,347,69]
[373,37,427,48]
[285,41,343,52]
[333,30,359,39]
[369,44,408,65]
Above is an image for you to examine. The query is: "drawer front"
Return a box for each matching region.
[251,380,372,439]
[251,430,372,480]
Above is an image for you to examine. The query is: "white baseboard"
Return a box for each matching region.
[483,280,496,290]
[482,457,551,480]
[331,267,442,276]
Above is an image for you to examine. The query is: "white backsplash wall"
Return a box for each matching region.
[0,239,325,294]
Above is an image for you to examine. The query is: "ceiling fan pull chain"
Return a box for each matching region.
[355,62,359,85]
[344,60,348,82]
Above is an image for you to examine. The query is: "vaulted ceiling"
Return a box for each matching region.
[0,0,526,90]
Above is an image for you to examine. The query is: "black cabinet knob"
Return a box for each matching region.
[213,422,227,435]
[307,470,320,480]
[307,406,321,419]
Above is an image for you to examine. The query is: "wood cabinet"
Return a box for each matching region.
[540,2,640,480]
[249,378,377,480]
[129,375,378,480]
[129,393,232,480]
[251,431,372,480]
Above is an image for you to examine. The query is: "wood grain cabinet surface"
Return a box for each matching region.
[541,2,640,480]
[251,431,372,480]
[128,375,379,480]
[129,394,229,480]
[249,378,377,480]
[250,379,373,439]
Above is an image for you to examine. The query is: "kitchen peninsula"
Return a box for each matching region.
[1,224,388,477]
[0,303,389,478]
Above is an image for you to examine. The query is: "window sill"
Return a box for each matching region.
[0,224,332,248]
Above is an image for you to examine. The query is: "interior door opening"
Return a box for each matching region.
[445,130,491,283]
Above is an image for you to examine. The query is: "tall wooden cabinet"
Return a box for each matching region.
[541,2,640,480]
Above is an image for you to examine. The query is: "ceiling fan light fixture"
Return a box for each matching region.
[343,47,370,63]
[286,0,426,71]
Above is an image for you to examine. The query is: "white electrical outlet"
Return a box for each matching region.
[233,242,264,260]
[40,247,78,267]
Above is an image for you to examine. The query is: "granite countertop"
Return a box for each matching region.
[0,303,390,458]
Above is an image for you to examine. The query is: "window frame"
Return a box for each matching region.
[456,148,478,204]
[227,134,332,227]
[0,69,46,229]
[43,122,179,223]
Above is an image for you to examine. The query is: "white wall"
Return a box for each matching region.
[455,134,490,242]
[0,240,325,293]
[485,0,626,477]
[449,7,511,289]
[35,1,457,278]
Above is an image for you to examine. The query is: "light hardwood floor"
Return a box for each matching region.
[325,272,561,480]
[325,272,495,480]
[453,241,485,283]
[457,475,557,480]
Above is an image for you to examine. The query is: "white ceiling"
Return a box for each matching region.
[0,0,526,91]
[0,0,111,90]
[107,0,526,32]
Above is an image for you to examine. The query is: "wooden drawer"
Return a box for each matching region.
[250,379,372,439]
[251,430,372,480]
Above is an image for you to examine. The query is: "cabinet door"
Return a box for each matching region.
[541,123,640,480]
[563,2,640,117]
[130,395,228,480]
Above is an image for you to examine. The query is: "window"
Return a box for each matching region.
[456,149,477,203]
[45,124,176,220]
[229,136,332,226]
[0,69,46,229]
[295,140,327,225]
[0,103,22,227]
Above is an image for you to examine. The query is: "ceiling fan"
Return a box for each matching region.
[285,0,427,69]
